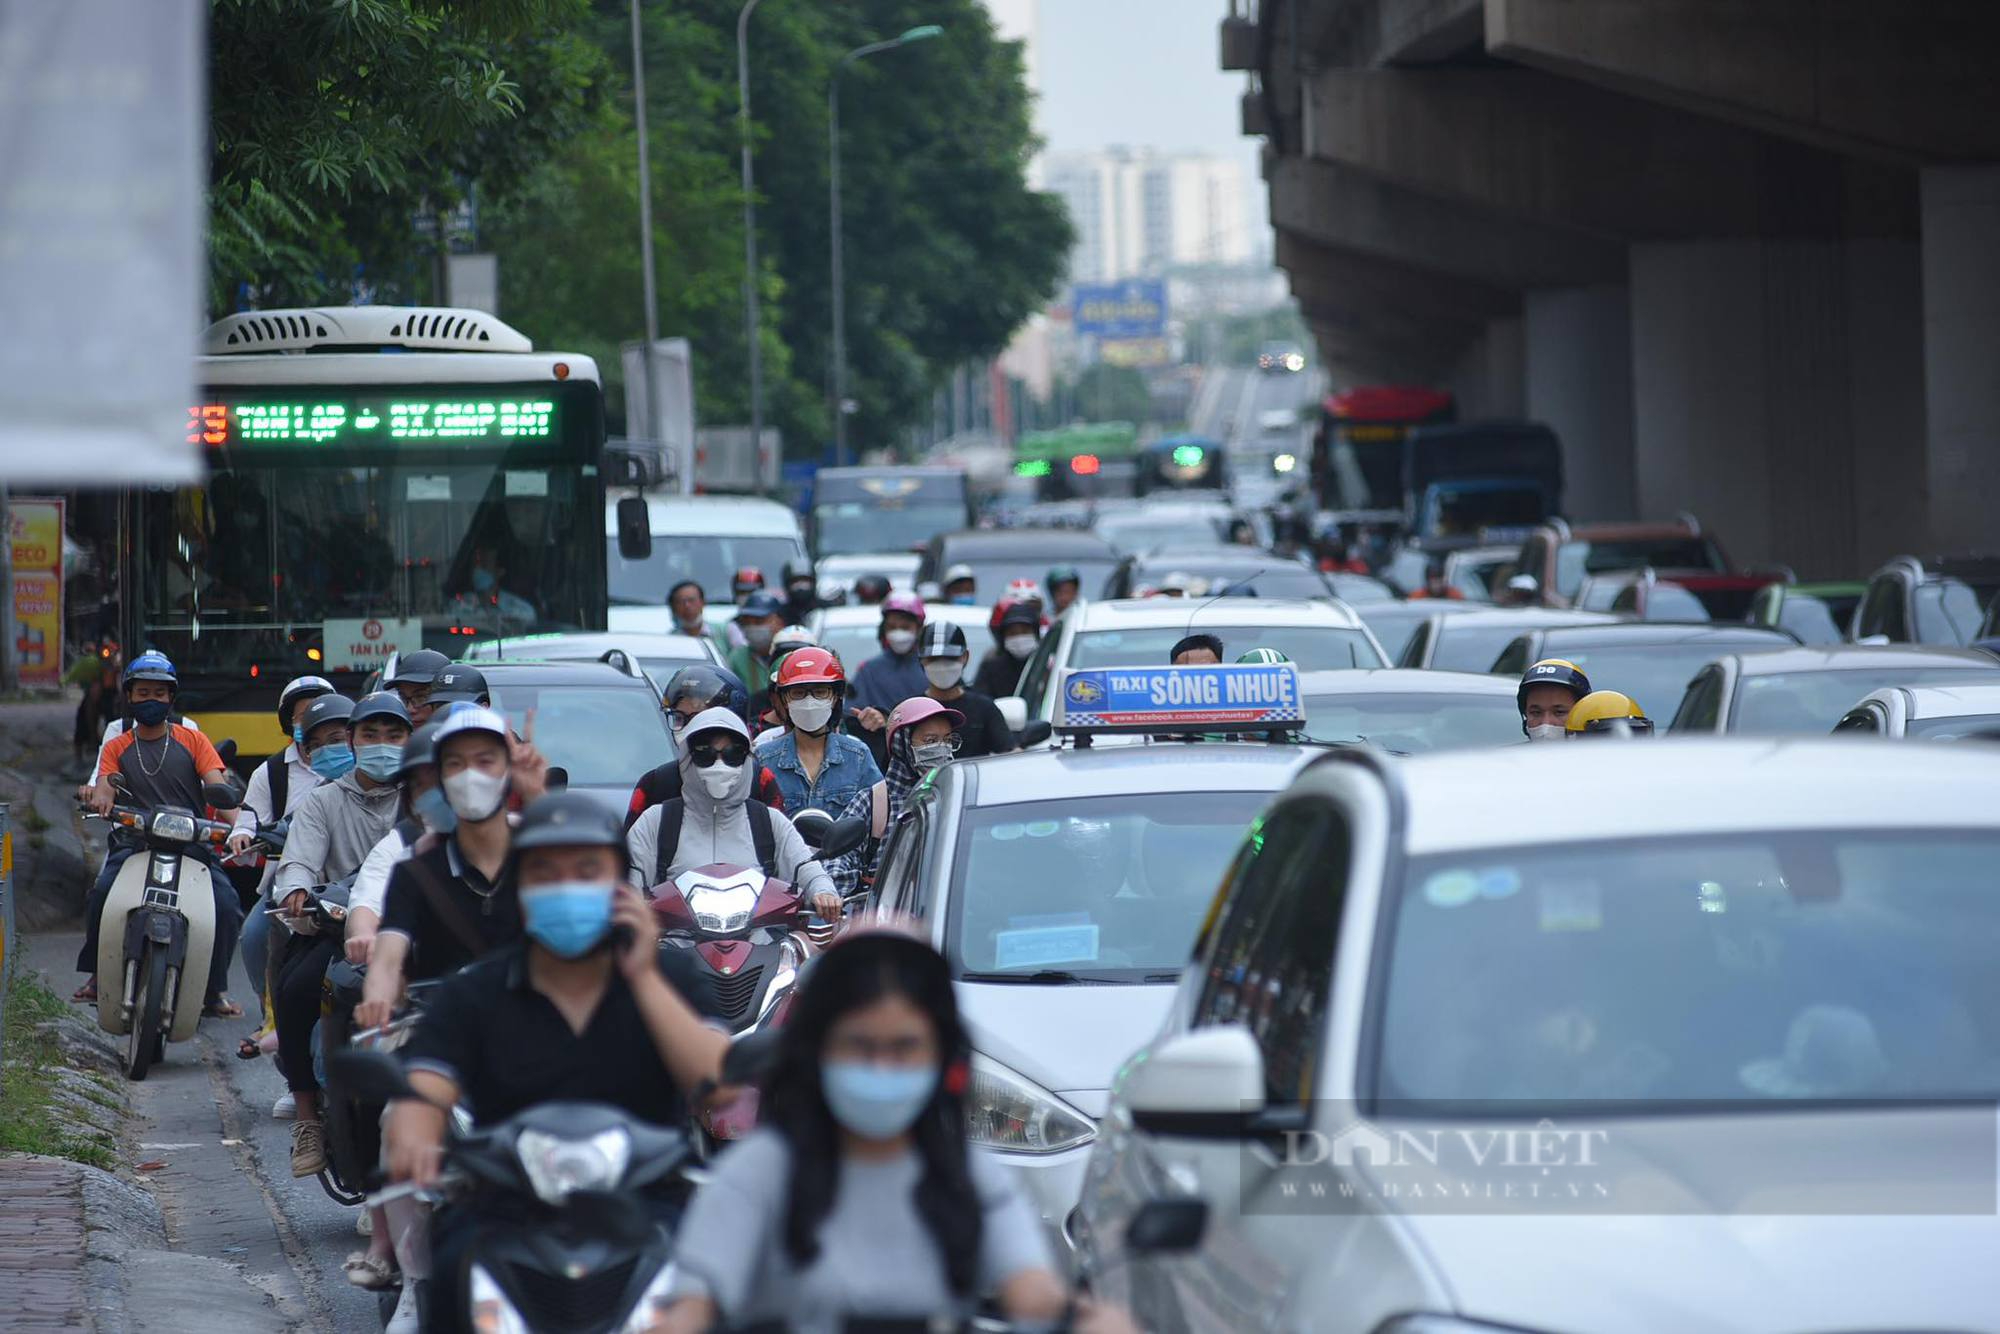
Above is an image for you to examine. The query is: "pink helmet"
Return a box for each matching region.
[887,695,963,747]
[880,591,927,624]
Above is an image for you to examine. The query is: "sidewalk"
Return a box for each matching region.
[0,1156,87,1329]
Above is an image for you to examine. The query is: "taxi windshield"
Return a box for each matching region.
[1301,690,1522,754]
[1731,667,2000,734]
[1071,626,1383,670]
[1374,831,2000,1110]
[948,792,1269,982]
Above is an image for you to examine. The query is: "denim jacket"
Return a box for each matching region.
[761,731,883,815]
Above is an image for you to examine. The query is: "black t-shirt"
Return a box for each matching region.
[379,835,522,982]
[971,650,1025,700]
[941,688,1016,759]
[401,943,696,1127]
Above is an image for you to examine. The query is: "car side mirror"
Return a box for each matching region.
[1126,1026,1266,1137]
[1017,720,1053,748]
[817,815,869,861]
[1125,1197,1209,1256]
[542,766,569,794]
[616,495,652,562]
[995,696,1028,732]
[328,1046,419,1104]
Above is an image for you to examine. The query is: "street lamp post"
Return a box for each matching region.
[737,0,766,485]
[630,0,663,451]
[829,24,942,465]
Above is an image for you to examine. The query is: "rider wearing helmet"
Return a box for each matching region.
[768,624,818,672]
[626,665,785,829]
[973,599,1042,698]
[1045,565,1082,616]
[919,621,1016,758]
[1565,690,1655,738]
[942,563,978,606]
[731,566,767,606]
[852,573,892,607]
[227,673,336,865]
[385,649,453,725]
[761,648,882,813]
[781,561,821,627]
[1237,647,1291,664]
[829,696,964,896]
[727,591,789,709]
[849,592,929,743]
[1518,658,1592,742]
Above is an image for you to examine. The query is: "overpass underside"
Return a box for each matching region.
[1229,0,2000,574]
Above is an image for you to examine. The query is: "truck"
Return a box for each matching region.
[1401,420,1564,541]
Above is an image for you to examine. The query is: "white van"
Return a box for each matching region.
[606,495,807,633]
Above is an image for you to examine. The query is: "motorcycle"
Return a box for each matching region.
[82,776,243,1080]
[332,1045,702,1334]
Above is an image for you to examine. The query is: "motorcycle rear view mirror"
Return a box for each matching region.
[1016,720,1054,748]
[792,808,835,848]
[544,766,569,794]
[616,495,653,562]
[215,738,239,766]
[816,815,869,860]
[328,1047,420,1105]
[721,1028,783,1086]
[203,777,246,809]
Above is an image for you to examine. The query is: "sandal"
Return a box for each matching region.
[343,1252,401,1291]
[235,1037,262,1060]
[204,995,244,1019]
[72,979,98,1004]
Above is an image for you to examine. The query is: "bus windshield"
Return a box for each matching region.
[812,500,968,556]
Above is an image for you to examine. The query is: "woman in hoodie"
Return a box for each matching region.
[827,697,963,899]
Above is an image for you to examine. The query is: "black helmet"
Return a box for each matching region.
[350,691,413,730]
[853,574,892,605]
[387,649,452,689]
[297,694,355,745]
[782,560,816,588]
[917,621,969,659]
[512,792,630,876]
[428,664,489,705]
[398,720,442,777]
[664,664,748,721]
[277,675,335,731]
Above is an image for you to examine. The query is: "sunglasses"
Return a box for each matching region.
[687,737,750,768]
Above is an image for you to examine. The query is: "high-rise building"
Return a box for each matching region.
[1046,148,1250,283]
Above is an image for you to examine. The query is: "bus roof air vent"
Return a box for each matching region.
[203,306,534,355]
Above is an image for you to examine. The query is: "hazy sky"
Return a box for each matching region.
[1030,0,1249,159]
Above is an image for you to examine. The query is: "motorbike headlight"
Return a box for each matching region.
[468,1263,531,1334]
[514,1126,632,1204]
[150,811,198,842]
[965,1053,1096,1155]
[687,883,758,933]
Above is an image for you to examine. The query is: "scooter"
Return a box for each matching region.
[332,1046,699,1334]
[82,777,243,1080]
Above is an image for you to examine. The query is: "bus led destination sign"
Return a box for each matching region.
[187,394,558,448]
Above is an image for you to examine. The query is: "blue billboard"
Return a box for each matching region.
[1072,279,1168,340]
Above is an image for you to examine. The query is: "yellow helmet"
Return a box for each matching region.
[1565,690,1654,737]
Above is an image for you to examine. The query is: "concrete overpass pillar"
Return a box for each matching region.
[1524,285,1636,522]
[1921,166,2000,554]
[1628,238,1925,577]
[1444,317,1525,420]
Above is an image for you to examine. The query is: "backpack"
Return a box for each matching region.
[262,752,290,821]
[653,797,779,888]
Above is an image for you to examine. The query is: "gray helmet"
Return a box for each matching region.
[349,691,412,730]
[511,792,630,877]
[428,664,489,705]
[387,649,452,689]
[297,694,355,746]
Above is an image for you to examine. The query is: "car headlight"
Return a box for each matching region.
[150,811,198,842]
[687,883,757,933]
[514,1126,631,1204]
[966,1053,1096,1155]
[468,1263,530,1334]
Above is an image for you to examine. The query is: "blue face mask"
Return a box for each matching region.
[520,881,616,958]
[821,1061,940,1140]
[308,742,356,781]
[412,785,457,835]
[292,723,305,749]
[131,699,172,727]
[355,742,405,783]
[949,594,976,606]
[472,568,496,593]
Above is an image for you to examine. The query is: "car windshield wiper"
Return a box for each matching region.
[959,969,1089,984]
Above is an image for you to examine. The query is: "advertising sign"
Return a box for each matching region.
[1099,338,1173,369]
[322,617,422,672]
[8,497,64,687]
[1055,663,1302,731]
[1072,280,1169,341]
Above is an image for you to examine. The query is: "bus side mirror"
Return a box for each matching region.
[616,496,652,562]
[544,766,569,794]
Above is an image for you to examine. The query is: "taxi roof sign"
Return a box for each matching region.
[1055,663,1304,736]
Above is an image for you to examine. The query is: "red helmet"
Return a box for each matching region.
[731,566,766,596]
[880,591,926,624]
[774,647,845,689]
[988,595,1050,641]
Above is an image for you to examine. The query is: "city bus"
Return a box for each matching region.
[123,306,612,762]
[1313,385,1456,511]
[1012,422,1140,501]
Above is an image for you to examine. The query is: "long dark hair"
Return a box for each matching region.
[761,932,982,1294]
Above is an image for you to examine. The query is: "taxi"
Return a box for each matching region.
[1004,596,1387,728]
[1077,739,2000,1332]
[870,661,1316,1259]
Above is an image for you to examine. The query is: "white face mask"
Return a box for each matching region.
[787,697,835,734]
[883,628,917,655]
[922,660,964,690]
[698,765,740,799]
[1004,634,1036,660]
[1525,723,1567,743]
[443,767,509,821]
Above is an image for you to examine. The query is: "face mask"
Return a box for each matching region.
[355,742,405,783]
[883,629,917,655]
[821,1061,939,1140]
[744,624,775,653]
[519,881,616,959]
[698,765,740,800]
[923,661,964,690]
[788,697,835,734]
[412,786,458,834]
[309,742,356,781]
[912,740,955,771]
[1526,723,1567,743]
[789,584,815,604]
[292,723,305,749]
[131,699,171,727]
[443,767,509,822]
[1004,634,1036,660]
[472,568,496,593]
[949,594,976,606]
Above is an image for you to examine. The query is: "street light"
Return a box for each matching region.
[737,0,767,483]
[630,0,662,449]
[829,24,943,464]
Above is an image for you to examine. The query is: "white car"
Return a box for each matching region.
[1836,681,2000,738]
[805,602,993,678]
[606,494,807,634]
[1078,739,2000,1332]
[1295,669,1522,753]
[459,630,719,692]
[1007,597,1388,726]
